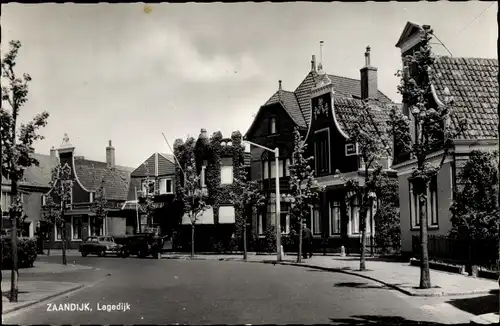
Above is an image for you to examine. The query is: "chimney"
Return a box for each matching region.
[50,146,57,158]
[199,128,208,139]
[311,55,316,72]
[106,140,115,169]
[278,80,282,90]
[360,46,378,100]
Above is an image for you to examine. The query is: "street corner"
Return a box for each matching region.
[2,281,86,316]
[28,261,95,273]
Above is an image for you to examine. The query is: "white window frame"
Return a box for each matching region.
[89,192,94,203]
[221,158,233,185]
[329,200,341,236]
[285,158,291,177]
[280,202,290,234]
[201,161,207,187]
[54,224,62,242]
[348,196,360,235]
[314,128,331,175]
[345,142,359,156]
[159,178,174,195]
[311,206,321,236]
[41,194,47,206]
[71,216,84,241]
[409,178,438,230]
[88,216,106,237]
[263,161,269,180]
[258,211,264,235]
[270,117,277,134]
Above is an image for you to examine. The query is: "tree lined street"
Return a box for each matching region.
[2,255,485,325]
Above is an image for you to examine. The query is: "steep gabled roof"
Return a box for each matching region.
[294,71,393,127]
[74,158,133,201]
[265,89,306,128]
[430,55,498,140]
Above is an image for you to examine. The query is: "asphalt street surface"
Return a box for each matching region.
[3,255,478,325]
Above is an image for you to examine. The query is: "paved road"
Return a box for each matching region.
[3,255,477,325]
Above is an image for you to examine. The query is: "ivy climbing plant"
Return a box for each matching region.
[173,129,248,253]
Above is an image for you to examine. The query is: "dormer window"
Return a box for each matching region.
[269,117,277,134]
[142,179,155,195]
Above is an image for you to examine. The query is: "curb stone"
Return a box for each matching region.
[162,255,495,297]
[2,284,85,315]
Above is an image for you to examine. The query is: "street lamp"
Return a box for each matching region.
[243,140,282,262]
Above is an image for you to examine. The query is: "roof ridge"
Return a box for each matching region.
[435,54,498,62]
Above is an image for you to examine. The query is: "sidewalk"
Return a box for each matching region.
[161,253,499,297]
[2,261,93,279]
[40,249,81,257]
[2,281,84,314]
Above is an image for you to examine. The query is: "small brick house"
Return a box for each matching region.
[43,134,134,249]
[392,22,499,257]
[245,48,398,253]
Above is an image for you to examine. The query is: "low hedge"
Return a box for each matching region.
[1,236,38,269]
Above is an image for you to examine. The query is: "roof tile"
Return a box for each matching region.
[431,56,498,140]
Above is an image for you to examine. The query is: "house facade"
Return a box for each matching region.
[174,129,251,252]
[121,152,179,235]
[44,134,133,249]
[245,48,398,253]
[392,22,499,256]
[1,153,58,238]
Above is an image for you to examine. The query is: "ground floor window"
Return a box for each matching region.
[54,224,62,241]
[72,216,84,240]
[349,197,360,235]
[280,203,290,234]
[89,217,105,236]
[311,205,321,235]
[330,200,341,235]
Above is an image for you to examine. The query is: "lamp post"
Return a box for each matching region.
[243,140,282,262]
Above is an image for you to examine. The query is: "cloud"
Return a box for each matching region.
[138,26,263,83]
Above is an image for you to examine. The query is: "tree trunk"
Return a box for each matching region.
[360,226,367,271]
[297,220,303,263]
[47,229,53,256]
[61,224,67,266]
[243,222,247,261]
[9,180,19,303]
[419,195,431,288]
[191,224,195,259]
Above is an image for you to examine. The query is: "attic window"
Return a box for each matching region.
[269,117,277,134]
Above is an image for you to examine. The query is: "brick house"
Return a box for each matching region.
[44,134,134,249]
[174,129,251,252]
[1,153,58,238]
[121,152,179,235]
[244,48,398,253]
[392,22,499,257]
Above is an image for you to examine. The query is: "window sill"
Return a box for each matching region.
[71,239,83,242]
[328,234,342,238]
[428,225,439,230]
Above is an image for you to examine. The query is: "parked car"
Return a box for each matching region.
[119,233,165,258]
[79,236,126,257]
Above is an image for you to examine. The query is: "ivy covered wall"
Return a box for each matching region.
[172,129,247,251]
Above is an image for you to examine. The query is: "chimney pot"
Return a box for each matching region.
[311,55,317,72]
[106,140,115,169]
[50,146,57,158]
[360,46,378,100]
[278,80,282,90]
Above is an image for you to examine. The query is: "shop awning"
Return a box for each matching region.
[181,208,214,225]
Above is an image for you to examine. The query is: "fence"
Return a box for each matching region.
[412,235,499,270]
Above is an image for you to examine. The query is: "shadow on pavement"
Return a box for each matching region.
[447,293,498,316]
[329,315,448,325]
[333,282,389,290]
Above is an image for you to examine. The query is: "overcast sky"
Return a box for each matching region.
[2,2,497,169]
